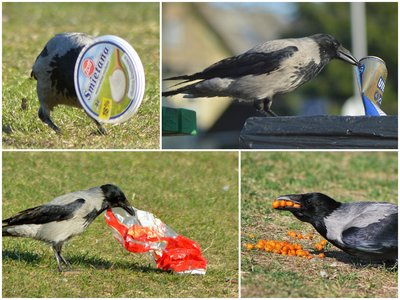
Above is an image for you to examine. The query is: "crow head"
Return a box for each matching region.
[101,184,135,215]
[273,192,341,224]
[312,33,358,66]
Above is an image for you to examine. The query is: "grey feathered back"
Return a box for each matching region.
[32,32,94,110]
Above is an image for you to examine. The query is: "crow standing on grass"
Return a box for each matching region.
[31,32,106,134]
[2,184,134,271]
[274,192,398,262]
[163,34,359,116]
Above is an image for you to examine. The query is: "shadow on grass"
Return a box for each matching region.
[68,254,165,273]
[3,249,43,264]
[3,249,165,273]
[324,250,397,270]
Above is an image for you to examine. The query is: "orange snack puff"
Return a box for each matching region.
[244,243,254,250]
[314,243,324,251]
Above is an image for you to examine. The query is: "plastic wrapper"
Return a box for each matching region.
[104,207,207,275]
[356,56,387,116]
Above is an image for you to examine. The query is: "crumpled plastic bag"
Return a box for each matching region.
[104,207,207,274]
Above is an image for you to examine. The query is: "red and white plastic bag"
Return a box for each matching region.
[104,207,207,274]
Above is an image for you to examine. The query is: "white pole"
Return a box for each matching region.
[342,3,368,115]
[350,2,367,97]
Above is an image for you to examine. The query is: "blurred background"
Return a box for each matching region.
[162,2,398,149]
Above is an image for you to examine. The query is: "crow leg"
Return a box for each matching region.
[38,106,60,133]
[253,99,277,117]
[53,249,64,272]
[93,118,107,135]
[265,109,278,117]
[85,114,107,135]
[59,253,71,267]
[253,99,268,116]
[53,243,71,272]
[263,98,278,117]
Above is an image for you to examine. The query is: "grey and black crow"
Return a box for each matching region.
[274,192,398,262]
[31,32,106,134]
[3,184,134,271]
[163,34,358,116]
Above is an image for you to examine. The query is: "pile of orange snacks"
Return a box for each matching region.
[244,231,328,260]
[287,230,313,240]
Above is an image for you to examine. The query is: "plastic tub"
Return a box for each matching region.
[74,35,145,123]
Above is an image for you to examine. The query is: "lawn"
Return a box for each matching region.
[241,152,398,298]
[2,152,238,297]
[2,2,159,149]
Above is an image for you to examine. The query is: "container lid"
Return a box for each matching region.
[359,56,386,65]
[74,35,145,123]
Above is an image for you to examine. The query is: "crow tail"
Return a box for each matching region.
[2,226,13,237]
[162,80,196,97]
[162,89,183,97]
[30,70,36,80]
[163,74,192,81]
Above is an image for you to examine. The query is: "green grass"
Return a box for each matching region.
[2,152,238,297]
[2,3,159,149]
[241,152,398,298]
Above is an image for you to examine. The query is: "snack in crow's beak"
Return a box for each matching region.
[272,201,280,209]
[285,201,293,207]
[272,199,301,209]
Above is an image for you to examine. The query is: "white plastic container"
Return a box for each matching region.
[74,35,145,123]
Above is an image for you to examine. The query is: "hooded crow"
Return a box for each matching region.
[31,32,106,134]
[274,192,398,262]
[163,33,358,116]
[3,184,134,271]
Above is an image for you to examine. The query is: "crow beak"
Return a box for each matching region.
[120,202,135,216]
[273,195,303,211]
[337,45,359,66]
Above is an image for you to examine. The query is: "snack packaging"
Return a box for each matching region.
[104,207,207,275]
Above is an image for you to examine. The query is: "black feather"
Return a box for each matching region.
[162,88,189,97]
[165,46,298,82]
[3,198,85,225]
[163,74,194,81]
[31,46,49,80]
[341,212,398,258]
[83,208,101,226]
[49,47,84,98]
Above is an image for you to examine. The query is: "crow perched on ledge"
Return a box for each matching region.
[163,34,358,116]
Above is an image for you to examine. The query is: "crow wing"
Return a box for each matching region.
[165,46,298,81]
[2,198,86,225]
[341,212,398,254]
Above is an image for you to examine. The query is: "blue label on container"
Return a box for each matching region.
[377,76,385,93]
[361,93,386,116]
